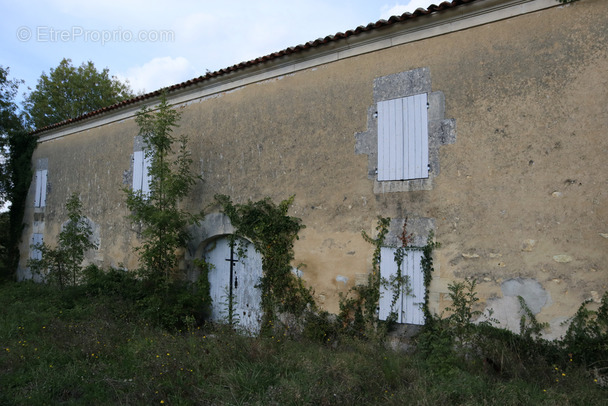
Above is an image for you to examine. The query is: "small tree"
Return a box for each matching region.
[28,193,97,288]
[124,93,202,288]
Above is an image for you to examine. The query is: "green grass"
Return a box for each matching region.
[0,281,605,405]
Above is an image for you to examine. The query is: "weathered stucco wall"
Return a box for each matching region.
[20,1,607,338]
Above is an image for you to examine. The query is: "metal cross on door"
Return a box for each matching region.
[204,236,263,334]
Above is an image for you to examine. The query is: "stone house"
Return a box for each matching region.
[19,0,607,338]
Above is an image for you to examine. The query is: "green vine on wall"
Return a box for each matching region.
[192,257,213,322]
[338,216,389,337]
[383,218,414,325]
[421,230,440,321]
[339,216,439,338]
[214,194,314,325]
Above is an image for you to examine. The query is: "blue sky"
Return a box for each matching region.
[2,0,431,100]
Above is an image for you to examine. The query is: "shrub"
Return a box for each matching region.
[28,193,97,288]
[562,291,608,368]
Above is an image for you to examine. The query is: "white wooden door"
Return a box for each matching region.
[204,236,263,334]
[379,247,425,325]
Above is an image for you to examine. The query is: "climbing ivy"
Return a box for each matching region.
[338,216,390,338]
[383,218,416,325]
[421,230,440,321]
[192,257,213,322]
[339,217,440,338]
[214,194,314,324]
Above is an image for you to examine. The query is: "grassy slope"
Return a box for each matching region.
[0,281,605,405]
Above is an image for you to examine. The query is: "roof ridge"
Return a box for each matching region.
[31,0,476,135]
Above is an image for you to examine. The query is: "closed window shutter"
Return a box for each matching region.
[34,169,48,207]
[379,247,400,321]
[39,170,47,207]
[34,171,41,206]
[379,247,425,325]
[377,93,429,181]
[30,233,43,260]
[132,150,145,192]
[142,154,152,196]
[133,150,152,195]
[403,249,425,325]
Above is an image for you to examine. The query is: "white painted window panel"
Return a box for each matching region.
[379,247,399,321]
[34,172,41,206]
[377,105,387,181]
[133,150,152,196]
[393,99,404,180]
[379,247,425,325]
[404,250,425,325]
[30,233,43,260]
[410,94,429,180]
[132,150,144,192]
[142,154,152,196]
[377,93,428,181]
[34,169,47,207]
[40,170,47,207]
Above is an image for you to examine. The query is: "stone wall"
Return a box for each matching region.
[20,1,608,338]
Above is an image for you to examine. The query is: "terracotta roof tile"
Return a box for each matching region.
[32,0,478,135]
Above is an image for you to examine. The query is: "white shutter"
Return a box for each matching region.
[34,171,41,206]
[377,93,429,181]
[39,169,47,207]
[133,150,152,195]
[379,247,400,321]
[142,154,152,196]
[34,169,48,207]
[379,247,425,325]
[403,250,425,325]
[30,233,43,260]
[132,151,144,192]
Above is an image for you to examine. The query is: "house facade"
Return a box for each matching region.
[19,0,607,338]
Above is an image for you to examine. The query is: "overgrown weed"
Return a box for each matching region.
[1,280,606,405]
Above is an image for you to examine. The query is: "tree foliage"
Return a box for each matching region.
[24,58,133,129]
[215,194,313,322]
[0,66,25,207]
[0,66,33,280]
[28,193,97,289]
[125,94,202,287]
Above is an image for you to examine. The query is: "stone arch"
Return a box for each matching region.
[185,213,263,334]
[185,212,236,281]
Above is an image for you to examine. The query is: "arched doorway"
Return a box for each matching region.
[203,235,263,334]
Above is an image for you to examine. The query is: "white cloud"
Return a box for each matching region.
[380,0,433,19]
[176,12,220,43]
[117,57,197,94]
